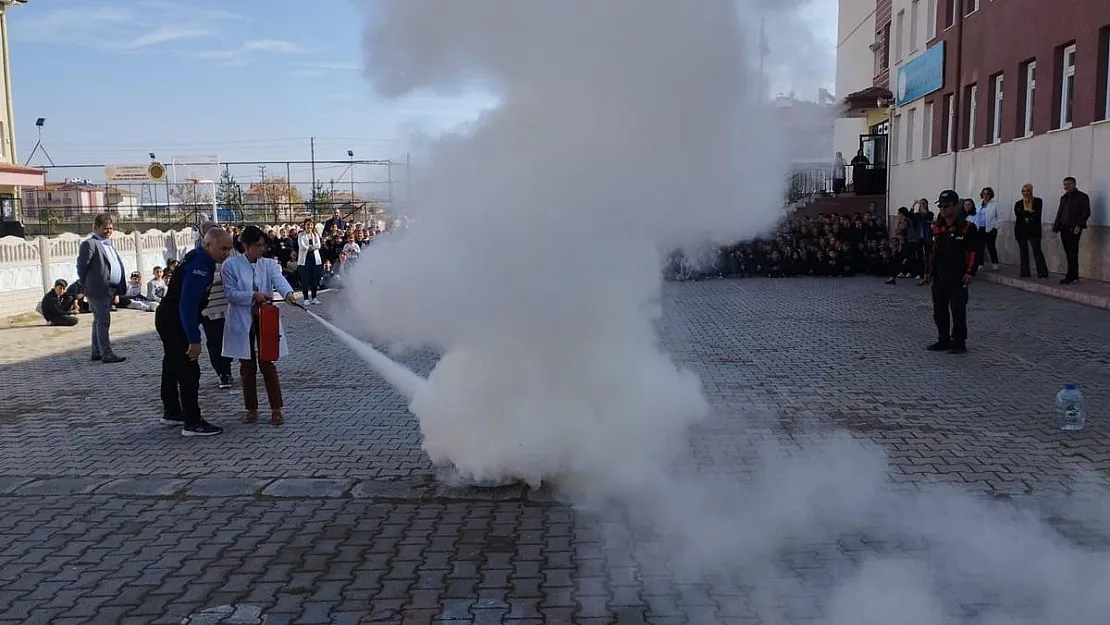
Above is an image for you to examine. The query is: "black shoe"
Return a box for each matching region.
[182,421,223,437]
[926,341,951,352]
[90,354,101,362]
[218,374,233,389]
[947,344,968,354]
[160,414,185,426]
[1060,278,1075,285]
[101,354,127,364]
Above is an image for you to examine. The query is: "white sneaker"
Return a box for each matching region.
[312,298,322,305]
[992,264,999,270]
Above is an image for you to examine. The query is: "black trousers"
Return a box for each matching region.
[1060,230,1082,280]
[984,229,999,264]
[1017,237,1048,277]
[201,316,232,377]
[46,315,79,326]
[156,310,202,426]
[932,280,969,346]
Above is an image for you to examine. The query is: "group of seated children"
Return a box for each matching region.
[39,266,170,326]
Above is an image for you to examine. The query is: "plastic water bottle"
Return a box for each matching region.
[1056,383,1085,431]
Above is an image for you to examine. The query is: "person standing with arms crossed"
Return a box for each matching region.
[1052,176,1091,285]
[156,227,234,436]
[924,190,978,355]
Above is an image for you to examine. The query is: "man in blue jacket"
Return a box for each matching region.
[155,227,234,436]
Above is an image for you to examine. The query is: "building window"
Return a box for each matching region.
[891,114,901,164]
[910,0,920,52]
[927,0,937,39]
[906,107,917,160]
[875,23,891,76]
[943,93,955,153]
[924,101,935,156]
[965,84,978,148]
[945,0,956,28]
[989,73,1004,143]
[966,0,979,15]
[895,11,905,62]
[1021,60,1036,136]
[1100,27,1110,120]
[1059,43,1076,129]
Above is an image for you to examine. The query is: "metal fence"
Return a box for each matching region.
[14,158,410,236]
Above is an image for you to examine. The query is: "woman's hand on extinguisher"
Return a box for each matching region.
[252,292,271,305]
[284,292,298,306]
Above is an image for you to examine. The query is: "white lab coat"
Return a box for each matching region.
[979,199,1001,231]
[220,255,294,361]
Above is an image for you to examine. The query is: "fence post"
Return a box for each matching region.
[37,236,50,292]
[132,231,142,274]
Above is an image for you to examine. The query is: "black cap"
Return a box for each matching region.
[54,278,68,288]
[937,189,959,205]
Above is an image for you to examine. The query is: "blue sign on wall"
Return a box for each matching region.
[896,41,945,106]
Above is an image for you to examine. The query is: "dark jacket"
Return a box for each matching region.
[927,218,978,283]
[76,235,127,298]
[1013,198,1044,240]
[40,290,75,322]
[1053,189,1091,232]
[156,248,215,344]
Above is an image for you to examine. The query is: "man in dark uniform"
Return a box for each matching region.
[924,189,977,354]
[156,227,234,436]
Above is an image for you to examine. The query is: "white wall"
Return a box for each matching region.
[834,117,869,161]
[835,0,877,98]
[0,228,196,317]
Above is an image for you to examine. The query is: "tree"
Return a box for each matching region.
[310,180,333,220]
[246,177,304,223]
[170,181,215,222]
[217,169,243,221]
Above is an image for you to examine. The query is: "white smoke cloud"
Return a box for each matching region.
[344,1,1110,623]
[347,0,788,492]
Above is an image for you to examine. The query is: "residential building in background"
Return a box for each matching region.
[831,0,892,212]
[886,0,1110,280]
[23,182,106,217]
[0,0,45,237]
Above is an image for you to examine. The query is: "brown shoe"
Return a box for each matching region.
[270,410,284,425]
[243,410,259,424]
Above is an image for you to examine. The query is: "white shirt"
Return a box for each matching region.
[980,199,1000,231]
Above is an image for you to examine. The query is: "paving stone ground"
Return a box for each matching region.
[1,278,1109,624]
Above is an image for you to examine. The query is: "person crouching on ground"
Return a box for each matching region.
[222,225,298,425]
[41,279,79,326]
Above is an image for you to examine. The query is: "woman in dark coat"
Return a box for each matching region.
[1013,182,1049,278]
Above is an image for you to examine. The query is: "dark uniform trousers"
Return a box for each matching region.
[932,280,969,345]
[155,304,202,425]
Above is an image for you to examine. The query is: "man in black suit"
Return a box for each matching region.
[76,213,128,363]
[1052,176,1091,285]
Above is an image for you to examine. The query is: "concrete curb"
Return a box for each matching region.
[979,270,1110,311]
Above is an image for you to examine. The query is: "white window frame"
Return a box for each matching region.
[1104,36,1110,119]
[924,101,935,157]
[991,74,1003,143]
[947,0,957,27]
[966,0,979,14]
[967,84,978,148]
[927,0,937,39]
[1023,61,1036,136]
[906,107,917,161]
[895,10,905,62]
[892,114,901,164]
[910,0,920,52]
[945,93,955,152]
[1060,43,1076,129]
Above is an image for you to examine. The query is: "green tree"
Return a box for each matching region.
[217,169,243,220]
[310,180,333,220]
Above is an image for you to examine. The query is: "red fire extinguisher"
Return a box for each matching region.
[256,302,282,362]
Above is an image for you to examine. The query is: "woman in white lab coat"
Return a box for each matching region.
[297,218,323,305]
[222,226,298,425]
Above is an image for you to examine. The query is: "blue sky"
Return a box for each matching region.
[7,0,835,173]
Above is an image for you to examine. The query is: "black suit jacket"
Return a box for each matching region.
[1013,198,1043,240]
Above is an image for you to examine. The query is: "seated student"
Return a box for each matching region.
[766,251,784,277]
[119,271,158,312]
[786,251,802,277]
[63,279,90,313]
[812,250,827,276]
[41,279,79,326]
[146,266,167,303]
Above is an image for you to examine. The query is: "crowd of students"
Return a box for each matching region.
[667,211,918,281]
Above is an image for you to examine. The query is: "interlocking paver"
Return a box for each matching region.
[2,281,1110,622]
